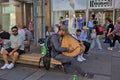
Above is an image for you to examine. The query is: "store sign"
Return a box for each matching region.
[89,0,113,9]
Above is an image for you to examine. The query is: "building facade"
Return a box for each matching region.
[0,0,120,43]
[52,0,120,33]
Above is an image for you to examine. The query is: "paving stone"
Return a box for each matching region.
[0,66,37,80]
[24,70,47,80]
[112,57,120,80]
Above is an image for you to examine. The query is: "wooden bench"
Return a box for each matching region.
[0,53,62,66]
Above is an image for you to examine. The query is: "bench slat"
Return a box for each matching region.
[0,53,62,66]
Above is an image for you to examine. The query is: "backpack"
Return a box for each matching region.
[38,36,52,70]
[98,25,104,34]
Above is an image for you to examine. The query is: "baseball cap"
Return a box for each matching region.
[60,25,68,32]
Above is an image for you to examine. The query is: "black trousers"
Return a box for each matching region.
[54,54,85,74]
[83,41,90,54]
[112,35,120,47]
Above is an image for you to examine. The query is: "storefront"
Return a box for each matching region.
[0,1,33,32]
[52,0,116,33]
[88,0,114,25]
[1,4,16,31]
[52,0,87,33]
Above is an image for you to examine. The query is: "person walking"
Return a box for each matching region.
[90,21,103,50]
[107,17,120,52]
[106,18,114,51]
[87,16,94,40]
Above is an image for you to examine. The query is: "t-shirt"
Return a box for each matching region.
[107,23,114,34]
[10,34,24,50]
[93,25,100,35]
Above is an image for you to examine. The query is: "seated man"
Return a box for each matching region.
[50,25,94,78]
[1,26,24,69]
[80,26,90,54]
[72,29,86,62]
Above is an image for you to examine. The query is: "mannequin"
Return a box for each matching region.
[65,15,69,28]
[73,14,77,28]
[78,14,83,29]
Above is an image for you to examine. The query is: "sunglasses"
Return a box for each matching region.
[12,30,18,32]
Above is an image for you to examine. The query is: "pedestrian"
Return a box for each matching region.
[50,25,94,78]
[18,26,26,41]
[106,18,114,51]
[23,26,33,41]
[58,16,65,30]
[107,17,120,52]
[87,16,94,40]
[29,20,34,38]
[1,26,24,69]
[90,20,103,50]
[46,26,55,37]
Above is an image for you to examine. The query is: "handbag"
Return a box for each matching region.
[108,34,114,40]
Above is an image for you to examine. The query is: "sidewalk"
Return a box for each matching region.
[0,40,119,80]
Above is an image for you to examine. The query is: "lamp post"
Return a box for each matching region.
[33,0,38,46]
[41,0,45,38]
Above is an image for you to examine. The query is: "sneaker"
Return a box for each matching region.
[81,72,94,79]
[7,63,14,69]
[77,55,84,62]
[1,64,9,69]
[107,47,113,51]
[98,48,102,50]
[80,56,86,61]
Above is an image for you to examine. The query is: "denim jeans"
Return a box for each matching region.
[90,35,102,49]
[87,27,93,40]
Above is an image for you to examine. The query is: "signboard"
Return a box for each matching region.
[89,0,114,9]
[52,0,86,11]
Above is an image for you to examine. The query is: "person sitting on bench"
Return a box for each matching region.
[50,25,94,79]
[1,26,24,69]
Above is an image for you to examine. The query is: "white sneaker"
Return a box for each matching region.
[7,63,14,69]
[107,47,113,51]
[77,55,84,62]
[81,56,86,61]
[1,64,9,69]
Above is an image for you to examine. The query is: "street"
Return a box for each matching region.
[0,40,120,80]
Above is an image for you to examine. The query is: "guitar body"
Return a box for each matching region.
[61,34,83,57]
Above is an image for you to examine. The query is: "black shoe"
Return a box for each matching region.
[84,52,88,54]
[81,72,94,79]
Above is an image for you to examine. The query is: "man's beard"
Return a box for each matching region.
[13,33,18,36]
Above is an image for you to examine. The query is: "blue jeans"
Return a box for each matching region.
[87,27,93,39]
[90,35,102,49]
